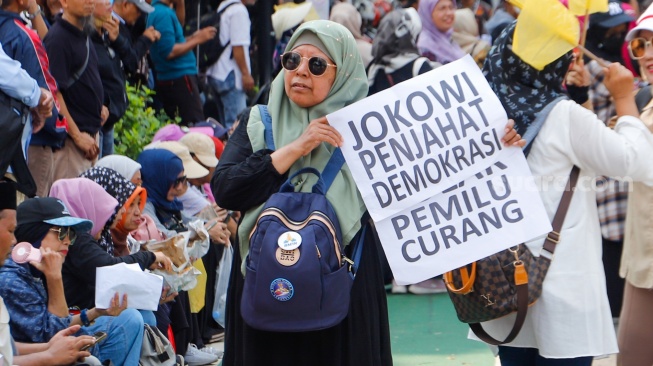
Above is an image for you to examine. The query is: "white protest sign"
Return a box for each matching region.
[327,55,508,222]
[376,148,551,284]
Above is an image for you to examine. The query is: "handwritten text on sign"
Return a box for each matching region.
[328,56,509,222]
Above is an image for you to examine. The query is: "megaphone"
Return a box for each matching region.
[11,242,42,264]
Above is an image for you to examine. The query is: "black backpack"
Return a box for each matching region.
[197,2,237,71]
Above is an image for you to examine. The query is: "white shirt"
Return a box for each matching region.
[0,297,13,366]
[206,0,251,90]
[469,100,653,358]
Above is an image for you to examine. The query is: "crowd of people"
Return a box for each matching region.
[2,0,653,365]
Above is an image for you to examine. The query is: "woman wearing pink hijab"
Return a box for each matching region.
[417,0,466,64]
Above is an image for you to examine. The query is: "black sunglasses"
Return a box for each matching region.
[173,175,187,187]
[50,227,77,245]
[281,52,337,76]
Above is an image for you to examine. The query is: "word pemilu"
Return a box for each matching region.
[346,71,503,208]
[390,174,523,263]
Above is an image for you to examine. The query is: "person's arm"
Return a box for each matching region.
[0,42,41,107]
[56,91,99,160]
[171,0,185,26]
[167,26,216,59]
[604,63,639,119]
[232,45,254,91]
[14,326,94,366]
[26,0,48,39]
[0,269,73,343]
[29,248,68,317]
[44,35,98,159]
[211,110,287,211]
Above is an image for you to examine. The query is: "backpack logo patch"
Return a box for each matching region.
[270,278,294,301]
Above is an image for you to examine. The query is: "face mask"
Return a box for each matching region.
[600,34,625,55]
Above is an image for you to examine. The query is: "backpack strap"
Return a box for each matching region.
[66,37,90,88]
[469,165,581,345]
[635,85,652,112]
[258,105,275,150]
[258,104,345,191]
[346,223,366,279]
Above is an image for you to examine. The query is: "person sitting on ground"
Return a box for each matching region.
[137,148,225,364]
[51,174,174,314]
[0,181,98,366]
[0,196,143,366]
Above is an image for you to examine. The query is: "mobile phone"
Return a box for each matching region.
[223,210,233,224]
[80,331,108,351]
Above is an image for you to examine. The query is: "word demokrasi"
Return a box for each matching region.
[346,72,503,208]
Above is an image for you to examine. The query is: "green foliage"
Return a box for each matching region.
[113,83,179,160]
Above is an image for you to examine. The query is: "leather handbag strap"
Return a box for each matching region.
[469,165,580,345]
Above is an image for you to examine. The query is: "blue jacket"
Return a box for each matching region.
[0,10,67,148]
[0,259,77,343]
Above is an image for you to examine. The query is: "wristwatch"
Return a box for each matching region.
[80,308,94,326]
[24,5,42,20]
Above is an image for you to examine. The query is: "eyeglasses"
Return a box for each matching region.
[50,227,77,245]
[173,175,187,188]
[628,37,653,60]
[281,52,336,76]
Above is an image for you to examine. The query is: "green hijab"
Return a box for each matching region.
[240,20,369,269]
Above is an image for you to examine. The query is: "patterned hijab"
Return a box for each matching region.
[80,167,141,255]
[371,8,423,71]
[242,20,368,262]
[417,0,465,64]
[483,22,573,155]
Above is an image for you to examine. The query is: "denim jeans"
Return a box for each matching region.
[498,346,594,366]
[85,308,144,366]
[99,126,114,158]
[209,71,246,129]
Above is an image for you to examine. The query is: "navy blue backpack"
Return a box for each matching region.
[240,106,365,332]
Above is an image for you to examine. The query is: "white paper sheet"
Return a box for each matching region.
[95,263,163,311]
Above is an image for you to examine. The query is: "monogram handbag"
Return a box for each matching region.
[444,166,579,345]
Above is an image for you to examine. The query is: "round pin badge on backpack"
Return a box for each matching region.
[277,231,302,250]
[270,278,294,301]
[276,247,300,266]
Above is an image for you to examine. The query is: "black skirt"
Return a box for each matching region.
[222,226,393,366]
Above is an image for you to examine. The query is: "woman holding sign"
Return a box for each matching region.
[475,22,653,365]
[212,19,525,365]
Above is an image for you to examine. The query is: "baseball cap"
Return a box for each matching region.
[191,118,229,139]
[627,3,653,40]
[152,124,186,143]
[127,0,154,13]
[17,197,93,233]
[145,141,209,179]
[179,132,219,168]
[591,0,634,29]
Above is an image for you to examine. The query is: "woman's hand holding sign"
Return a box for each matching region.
[272,116,343,175]
[501,119,526,147]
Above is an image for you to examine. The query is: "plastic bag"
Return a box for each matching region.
[187,220,210,262]
[212,245,233,327]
